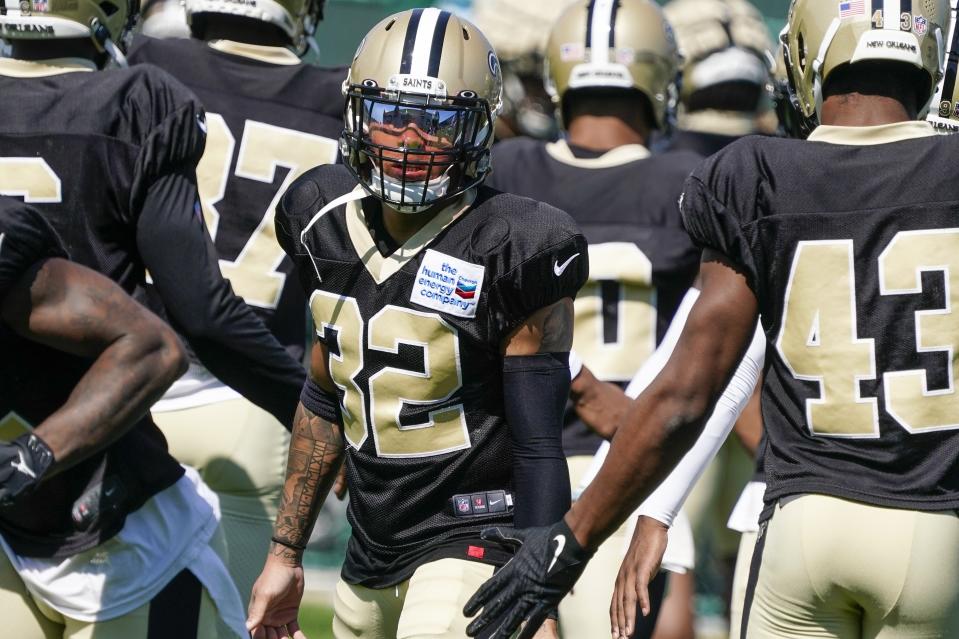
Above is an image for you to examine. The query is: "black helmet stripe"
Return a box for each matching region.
[608,0,620,47]
[940,13,959,111]
[399,8,424,74]
[427,10,452,77]
[586,0,618,63]
[399,8,452,77]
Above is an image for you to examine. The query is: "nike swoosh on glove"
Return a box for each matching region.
[463,519,593,639]
[0,434,54,508]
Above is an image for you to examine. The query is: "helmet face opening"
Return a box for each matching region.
[343,82,494,212]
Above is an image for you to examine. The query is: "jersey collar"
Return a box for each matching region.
[545,139,650,169]
[301,185,477,286]
[808,121,937,145]
[679,109,759,137]
[0,57,97,77]
[207,40,301,66]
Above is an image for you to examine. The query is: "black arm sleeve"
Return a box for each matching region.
[136,170,305,427]
[503,352,572,528]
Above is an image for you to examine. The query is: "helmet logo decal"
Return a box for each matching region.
[488,50,499,76]
[838,0,865,19]
[559,42,585,62]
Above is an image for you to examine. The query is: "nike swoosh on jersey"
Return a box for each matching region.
[548,534,566,573]
[553,253,580,277]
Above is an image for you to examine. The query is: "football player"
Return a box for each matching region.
[245,9,588,639]
[127,0,344,607]
[662,0,774,155]
[464,0,959,637]
[0,197,249,636]
[484,1,700,637]
[0,0,304,426]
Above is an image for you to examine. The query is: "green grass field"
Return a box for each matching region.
[299,601,335,639]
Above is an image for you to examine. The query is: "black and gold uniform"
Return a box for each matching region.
[684,122,959,637]
[0,59,304,426]
[127,36,347,607]
[489,138,701,457]
[128,37,346,357]
[684,126,959,511]
[277,164,588,587]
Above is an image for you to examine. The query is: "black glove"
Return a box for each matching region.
[463,519,593,638]
[0,434,54,507]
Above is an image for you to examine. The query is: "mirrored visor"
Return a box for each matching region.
[362,99,483,148]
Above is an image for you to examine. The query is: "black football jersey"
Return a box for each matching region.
[0,61,205,295]
[129,37,347,358]
[682,125,959,511]
[277,165,588,587]
[488,138,702,456]
[0,197,183,558]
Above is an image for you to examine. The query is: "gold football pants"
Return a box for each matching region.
[152,396,290,612]
[743,494,959,639]
[332,558,495,639]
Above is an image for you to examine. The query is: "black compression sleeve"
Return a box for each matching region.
[300,378,341,424]
[137,170,305,427]
[502,352,572,528]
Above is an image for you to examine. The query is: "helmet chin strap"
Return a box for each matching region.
[369,165,452,214]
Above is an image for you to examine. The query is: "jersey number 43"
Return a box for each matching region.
[778,230,959,437]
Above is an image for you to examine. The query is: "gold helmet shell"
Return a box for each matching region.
[663,0,773,100]
[544,0,681,129]
[342,8,503,211]
[184,0,324,53]
[0,0,135,50]
[783,0,948,126]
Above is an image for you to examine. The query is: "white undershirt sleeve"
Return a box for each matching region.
[635,322,765,526]
[573,287,765,530]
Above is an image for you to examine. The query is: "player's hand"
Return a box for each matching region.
[569,366,630,440]
[610,516,668,639]
[0,434,54,507]
[463,519,592,638]
[333,463,347,500]
[247,554,307,639]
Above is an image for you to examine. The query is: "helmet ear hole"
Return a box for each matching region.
[99,2,119,17]
[797,31,807,74]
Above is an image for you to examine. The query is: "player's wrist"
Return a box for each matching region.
[563,508,597,552]
[268,537,306,566]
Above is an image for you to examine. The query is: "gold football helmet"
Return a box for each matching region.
[927,0,959,130]
[341,8,503,212]
[0,0,136,64]
[784,0,948,130]
[664,0,773,102]
[184,0,324,53]
[544,0,681,129]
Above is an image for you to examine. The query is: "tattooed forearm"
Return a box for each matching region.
[1,259,186,472]
[270,402,345,563]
